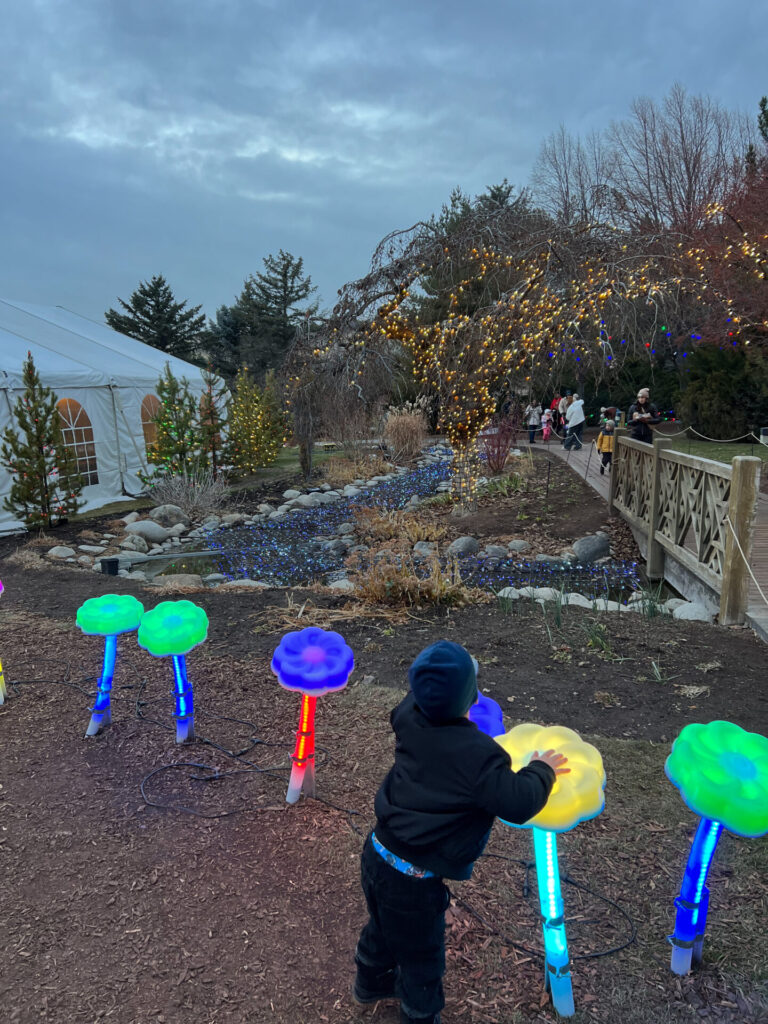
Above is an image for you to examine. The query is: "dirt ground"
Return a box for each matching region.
[1,457,767,1024]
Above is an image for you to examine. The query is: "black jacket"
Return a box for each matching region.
[627,401,661,443]
[373,693,556,880]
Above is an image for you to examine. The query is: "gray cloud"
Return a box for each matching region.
[1,0,765,321]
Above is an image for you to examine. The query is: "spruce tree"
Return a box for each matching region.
[198,365,229,480]
[0,353,84,528]
[226,367,282,476]
[106,274,206,360]
[146,364,200,478]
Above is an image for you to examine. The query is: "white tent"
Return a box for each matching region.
[0,298,206,533]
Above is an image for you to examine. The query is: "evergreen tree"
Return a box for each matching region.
[759,96,768,146]
[106,274,206,360]
[0,353,83,528]
[145,364,200,477]
[208,252,317,380]
[198,365,229,480]
[226,367,282,476]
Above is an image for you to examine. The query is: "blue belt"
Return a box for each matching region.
[371,832,436,878]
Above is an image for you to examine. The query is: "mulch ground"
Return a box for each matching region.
[1,457,767,1024]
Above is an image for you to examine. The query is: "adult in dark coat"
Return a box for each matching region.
[627,387,661,444]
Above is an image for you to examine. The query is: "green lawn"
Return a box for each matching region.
[660,435,768,466]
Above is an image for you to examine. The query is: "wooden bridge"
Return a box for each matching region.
[541,434,768,641]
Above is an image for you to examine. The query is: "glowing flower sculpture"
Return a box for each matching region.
[271,627,354,804]
[76,594,145,736]
[0,578,6,704]
[495,724,606,1018]
[665,721,768,975]
[137,600,209,742]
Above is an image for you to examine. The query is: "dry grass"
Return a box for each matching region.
[352,508,447,546]
[353,553,489,609]
[383,410,428,461]
[321,454,394,488]
[248,593,414,633]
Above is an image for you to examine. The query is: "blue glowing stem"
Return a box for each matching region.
[532,828,575,1017]
[171,654,195,743]
[670,817,723,975]
[85,633,117,737]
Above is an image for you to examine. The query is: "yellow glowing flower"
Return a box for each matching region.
[495,723,606,832]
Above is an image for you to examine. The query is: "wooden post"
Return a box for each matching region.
[646,436,673,580]
[719,456,761,626]
[608,427,627,515]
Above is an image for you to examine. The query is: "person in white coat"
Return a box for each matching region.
[524,401,542,444]
[562,395,585,450]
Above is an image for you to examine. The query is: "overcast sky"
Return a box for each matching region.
[1,0,765,325]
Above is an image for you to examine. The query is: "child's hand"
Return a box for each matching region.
[531,749,570,775]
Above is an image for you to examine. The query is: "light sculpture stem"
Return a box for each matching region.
[670,817,723,975]
[0,654,6,705]
[532,827,575,1018]
[171,654,195,743]
[286,694,317,804]
[85,634,118,737]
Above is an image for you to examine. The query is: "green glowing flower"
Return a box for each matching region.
[665,721,768,838]
[76,594,145,636]
[137,600,208,657]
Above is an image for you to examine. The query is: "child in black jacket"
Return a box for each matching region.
[354,640,569,1024]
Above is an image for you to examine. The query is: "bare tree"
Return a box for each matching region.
[607,83,752,233]
[532,125,616,226]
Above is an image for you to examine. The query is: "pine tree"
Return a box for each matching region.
[105,274,206,360]
[0,353,84,528]
[145,364,200,478]
[226,367,282,476]
[759,96,768,146]
[208,252,317,380]
[198,365,229,480]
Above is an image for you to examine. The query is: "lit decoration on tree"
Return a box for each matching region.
[76,594,145,736]
[0,352,84,528]
[495,723,606,1018]
[271,627,354,804]
[226,367,283,476]
[0,578,6,705]
[144,363,200,479]
[665,720,768,975]
[198,364,229,480]
[137,600,209,742]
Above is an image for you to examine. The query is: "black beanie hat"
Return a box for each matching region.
[408,640,478,722]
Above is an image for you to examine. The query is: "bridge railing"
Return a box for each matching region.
[610,432,762,624]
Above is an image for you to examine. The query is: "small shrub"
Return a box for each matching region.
[322,454,392,488]
[353,508,404,544]
[144,468,231,520]
[354,553,483,608]
[482,473,524,498]
[480,412,521,475]
[383,410,428,462]
[403,519,447,543]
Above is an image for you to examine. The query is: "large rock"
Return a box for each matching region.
[47,546,75,559]
[329,578,355,592]
[125,520,172,544]
[672,602,714,623]
[483,544,509,559]
[222,579,270,589]
[149,504,191,528]
[496,587,521,600]
[342,485,362,497]
[78,544,107,554]
[283,489,302,499]
[563,593,593,609]
[165,522,189,538]
[572,533,611,563]
[119,534,150,554]
[446,536,480,557]
[154,574,203,589]
[293,493,322,508]
[413,541,437,558]
[221,513,246,526]
[507,540,530,554]
[337,522,356,536]
[121,511,141,525]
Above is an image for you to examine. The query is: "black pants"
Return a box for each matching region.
[356,834,450,1019]
[601,451,612,470]
[563,422,584,449]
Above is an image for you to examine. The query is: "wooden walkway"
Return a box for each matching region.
[533,437,768,640]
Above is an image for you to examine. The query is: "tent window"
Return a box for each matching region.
[57,399,99,486]
[141,394,161,451]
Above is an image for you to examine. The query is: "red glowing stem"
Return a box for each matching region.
[286,694,317,803]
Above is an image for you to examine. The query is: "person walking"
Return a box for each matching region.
[524,401,542,444]
[562,394,585,450]
[627,388,661,444]
[595,418,616,474]
[557,392,570,437]
[541,407,553,442]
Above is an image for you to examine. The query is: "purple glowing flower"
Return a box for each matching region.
[271,626,354,696]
